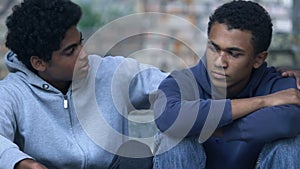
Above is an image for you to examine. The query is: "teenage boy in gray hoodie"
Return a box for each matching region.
[0,0,166,168]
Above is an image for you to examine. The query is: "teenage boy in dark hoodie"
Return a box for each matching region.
[153,1,300,169]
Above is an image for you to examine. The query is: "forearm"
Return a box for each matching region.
[0,136,33,169]
[0,99,32,169]
[223,105,300,142]
[154,93,232,137]
[231,96,266,120]
[231,88,300,120]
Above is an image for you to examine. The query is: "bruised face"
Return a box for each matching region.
[205,23,266,97]
[37,26,89,92]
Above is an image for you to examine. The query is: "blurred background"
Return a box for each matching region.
[1,0,300,79]
[0,0,299,148]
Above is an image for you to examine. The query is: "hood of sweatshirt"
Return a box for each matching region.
[4,50,62,94]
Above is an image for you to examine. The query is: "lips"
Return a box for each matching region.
[74,61,90,77]
[80,62,90,71]
[211,71,227,79]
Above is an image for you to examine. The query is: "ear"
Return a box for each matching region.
[253,51,268,69]
[30,56,47,72]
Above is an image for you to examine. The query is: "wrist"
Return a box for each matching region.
[14,159,35,169]
[260,95,271,107]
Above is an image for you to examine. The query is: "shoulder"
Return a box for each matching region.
[0,74,24,102]
[160,67,196,89]
[166,62,202,85]
[262,66,297,92]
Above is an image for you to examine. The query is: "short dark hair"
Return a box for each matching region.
[208,0,273,54]
[5,0,82,71]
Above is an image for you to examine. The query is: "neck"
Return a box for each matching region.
[53,81,71,94]
[37,72,71,94]
[227,78,250,98]
[213,78,250,99]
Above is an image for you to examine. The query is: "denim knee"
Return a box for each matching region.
[153,133,206,169]
[256,135,300,169]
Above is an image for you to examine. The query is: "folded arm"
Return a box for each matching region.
[224,85,300,142]
[231,88,300,120]
[154,72,232,138]
[0,88,41,169]
[154,71,300,141]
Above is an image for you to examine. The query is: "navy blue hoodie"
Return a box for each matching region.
[154,57,300,169]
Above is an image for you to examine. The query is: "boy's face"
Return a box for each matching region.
[205,23,264,96]
[38,26,89,88]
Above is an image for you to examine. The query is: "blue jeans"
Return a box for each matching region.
[153,133,206,169]
[153,133,300,169]
[108,140,153,169]
[255,135,300,169]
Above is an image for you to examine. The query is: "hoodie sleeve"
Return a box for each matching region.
[125,58,168,111]
[95,56,167,113]
[222,77,300,142]
[0,87,33,169]
[154,70,232,138]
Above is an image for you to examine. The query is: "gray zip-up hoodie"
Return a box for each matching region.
[0,51,166,169]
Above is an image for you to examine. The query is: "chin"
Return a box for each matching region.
[72,69,89,81]
[211,79,227,88]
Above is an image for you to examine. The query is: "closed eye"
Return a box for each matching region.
[227,51,243,58]
[62,32,84,56]
[65,47,77,56]
[207,41,220,53]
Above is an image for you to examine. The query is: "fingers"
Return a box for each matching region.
[281,71,296,78]
[281,72,288,77]
[297,79,300,90]
[277,67,290,77]
[276,66,287,72]
[276,67,300,90]
[288,71,300,90]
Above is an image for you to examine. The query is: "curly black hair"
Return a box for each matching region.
[208,0,273,55]
[5,0,82,71]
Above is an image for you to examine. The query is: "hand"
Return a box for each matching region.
[276,67,300,89]
[263,88,300,107]
[14,159,48,169]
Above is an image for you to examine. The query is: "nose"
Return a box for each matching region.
[215,51,228,68]
[78,46,88,61]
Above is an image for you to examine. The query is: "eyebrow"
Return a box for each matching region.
[62,32,82,53]
[208,40,246,53]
